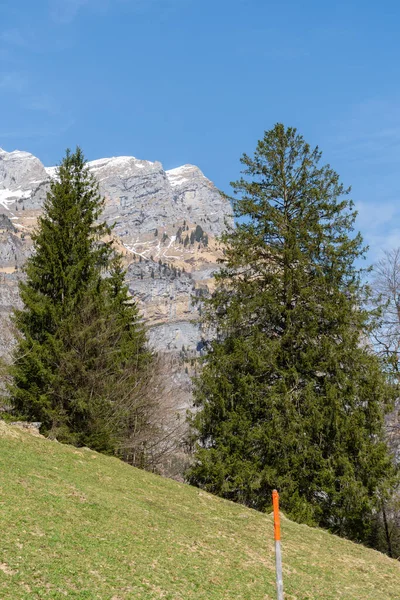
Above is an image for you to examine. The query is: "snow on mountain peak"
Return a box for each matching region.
[88,156,154,171]
[166,164,206,187]
[44,156,156,181]
[0,148,38,161]
[45,166,58,179]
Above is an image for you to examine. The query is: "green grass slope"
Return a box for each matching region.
[0,423,399,600]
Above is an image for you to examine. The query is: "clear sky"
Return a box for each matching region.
[1,0,400,262]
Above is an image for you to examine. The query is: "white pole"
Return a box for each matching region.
[272,489,284,600]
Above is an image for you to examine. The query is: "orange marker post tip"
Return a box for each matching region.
[272,489,281,542]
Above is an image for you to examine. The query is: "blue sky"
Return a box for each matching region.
[1,0,400,262]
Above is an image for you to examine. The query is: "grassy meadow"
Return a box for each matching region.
[0,421,399,599]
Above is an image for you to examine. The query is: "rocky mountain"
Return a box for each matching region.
[0,147,232,420]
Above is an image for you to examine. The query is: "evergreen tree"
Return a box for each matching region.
[10,148,150,451]
[194,224,204,242]
[188,124,397,543]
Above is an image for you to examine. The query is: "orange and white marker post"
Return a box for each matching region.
[272,489,284,600]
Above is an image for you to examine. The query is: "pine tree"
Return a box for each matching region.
[194,224,204,242]
[10,148,150,451]
[188,124,397,543]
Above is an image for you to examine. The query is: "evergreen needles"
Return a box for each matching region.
[10,148,151,453]
[188,124,398,544]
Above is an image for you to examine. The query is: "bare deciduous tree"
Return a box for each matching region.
[117,354,192,480]
[371,248,400,459]
[371,249,400,557]
[372,248,400,371]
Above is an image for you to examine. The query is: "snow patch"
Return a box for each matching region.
[166,165,196,187]
[88,156,153,171]
[0,188,32,210]
[45,157,151,180]
[45,166,58,179]
[169,176,189,187]
[123,243,147,259]
[0,148,36,160]
[167,165,193,175]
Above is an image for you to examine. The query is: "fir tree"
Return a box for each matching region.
[188,124,397,544]
[194,224,204,242]
[10,148,150,451]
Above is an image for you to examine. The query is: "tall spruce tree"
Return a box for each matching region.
[10,148,150,452]
[188,124,397,543]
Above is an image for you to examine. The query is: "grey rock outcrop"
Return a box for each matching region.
[166,165,230,234]
[0,149,48,212]
[90,157,231,242]
[126,258,202,352]
[0,215,17,233]
[0,149,46,192]
[0,231,29,268]
[0,271,23,358]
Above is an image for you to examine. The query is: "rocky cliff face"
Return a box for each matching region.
[0,148,232,410]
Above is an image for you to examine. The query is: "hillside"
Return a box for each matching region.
[0,423,399,599]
